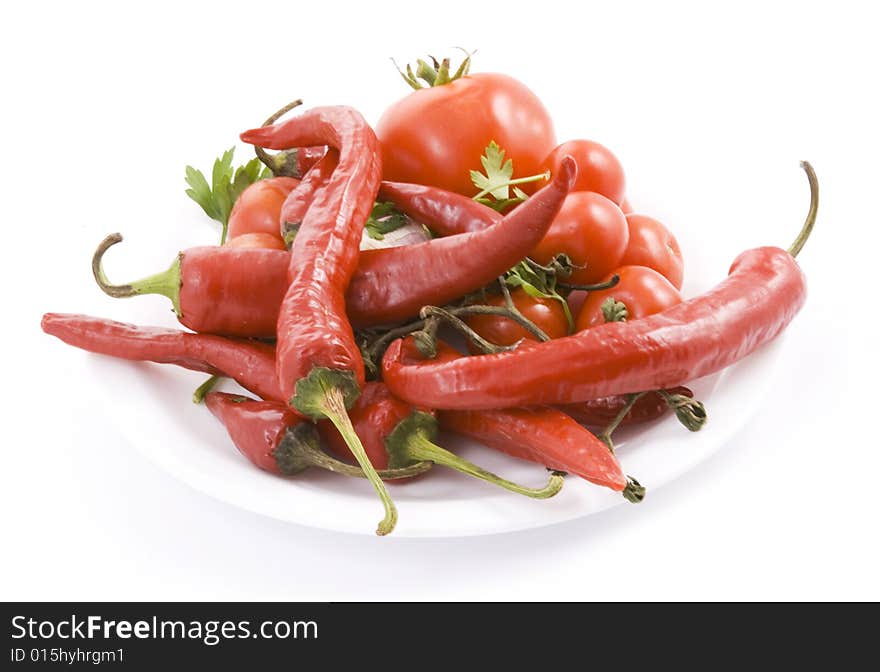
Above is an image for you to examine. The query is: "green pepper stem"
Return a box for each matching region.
[787,161,818,258]
[274,423,431,480]
[295,373,398,536]
[403,430,564,499]
[192,375,222,404]
[92,233,182,316]
[253,99,304,177]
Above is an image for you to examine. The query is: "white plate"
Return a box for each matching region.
[83,326,783,537]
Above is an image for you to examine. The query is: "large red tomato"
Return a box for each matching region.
[376,73,556,196]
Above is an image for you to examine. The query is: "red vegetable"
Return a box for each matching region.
[205,392,430,480]
[41,314,282,402]
[377,181,501,236]
[620,214,684,289]
[377,57,556,197]
[280,149,339,242]
[240,105,397,534]
[381,163,817,410]
[465,288,569,348]
[575,265,683,330]
[439,407,634,497]
[92,165,575,336]
[558,387,694,427]
[227,176,300,241]
[347,158,576,327]
[540,139,626,205]
[530,191,630,285]
[320,382,563,497]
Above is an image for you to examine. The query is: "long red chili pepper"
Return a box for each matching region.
[205,392,430,480]
[558,387,693,427]
[319,382,563,498]
[240,106,401,534]
[377,181,501,236]
[438,408,640,500]
[347,157,575,326]
[41,313,283,402]
[382,163,818,410]
[91,165,573,335]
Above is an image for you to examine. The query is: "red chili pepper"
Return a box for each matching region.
[319,382,564,498]
[41,313,283,402]
[377,181,501,235]
[240,106,402,534]
[280,149,339,244]
[347,157,576,326]
[92,160,575,336]
[205,392,430,480]
[438,407,639,499]
[558,387,693,427]
[382,163,818,410]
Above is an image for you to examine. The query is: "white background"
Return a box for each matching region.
[2,1,878,600]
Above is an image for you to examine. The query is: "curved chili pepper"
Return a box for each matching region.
[382,163,817,410]
[347,157,576,327]
[438,407,638,499]
[319,382,563,498]
[280,149,339,244]
[92,163,574,335]
[205,392,430,480]
[558,387,693,427]
[240,106,400,534]
[377,181,501,236]
[41,313,282,402]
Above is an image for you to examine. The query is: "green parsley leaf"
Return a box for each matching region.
[470,141,514,200]
[365,202,408,240]
[184,147,272,244]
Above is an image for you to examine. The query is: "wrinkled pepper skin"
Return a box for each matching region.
[41,313,283,401]
[241,106,381,399]
[206,392,302,474]
[346,157,576,327]
[382,248,807,409]
[377,181,501,236]
[439,406,626,491]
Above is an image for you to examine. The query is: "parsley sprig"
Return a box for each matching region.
[185,148,272,244]
[470,141,549,212]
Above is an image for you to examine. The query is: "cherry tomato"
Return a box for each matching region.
[227,177,300,239]
[620,197,634,214]
[566,289,588,319]
[575,265,682,330]
[224,232,287,251]
[620,214,684,289]
[540,140,626,205]
[465,289,569,350]
[530,192,629,285]
[376,73,556,196]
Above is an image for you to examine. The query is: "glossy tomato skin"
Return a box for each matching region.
[620,214,684,289]
[376,73,556,196]
[466,289,569,349]
[620,197,634,214]
[224,232,287,250]
[575,265,683,330]
[227,177,300,240]
[540,140,626,205]
[531,192,629,285]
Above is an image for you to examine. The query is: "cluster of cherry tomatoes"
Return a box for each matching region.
[220,59,686,345]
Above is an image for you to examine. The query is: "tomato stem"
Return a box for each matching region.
[394,53,472,90]
[598,392,646,452]
[658,389,707,431]
[787,161,818,258]
[92,233,182,316]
